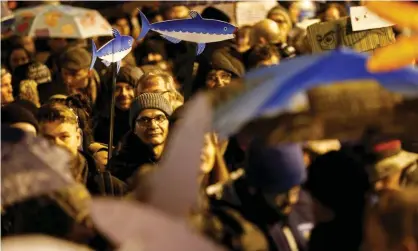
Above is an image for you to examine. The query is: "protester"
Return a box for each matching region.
[108,93,173,183]
[1,65,14,106]
[267,5,293,42]
[11,61,56,104]
[94,66,144,146]
[235,26,252,53]
[1,2,418,250]
[1,103,39,135]
[306,149,370,251]
[58,46,101,105]
[37,102,127,196]
[7,45,31,71]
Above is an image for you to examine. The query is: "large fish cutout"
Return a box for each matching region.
[90,28,134,73]
[91,199,224,251]
[137,10,236,55]
[1,127,75,207]
[210,48,418,144]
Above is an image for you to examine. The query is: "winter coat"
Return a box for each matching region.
[108,131,159,182]
[78,151,127,196]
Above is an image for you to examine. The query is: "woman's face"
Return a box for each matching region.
[9,48,30,70]
[200,134,216,174]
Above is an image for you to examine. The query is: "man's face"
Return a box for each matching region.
[134,109,169,146]
[206,70,232,89]
[1,73,14,105]
[61,68,90,93]
[40,121,81,156]
[115,82,134,111]
[9,48,30,71]
[265,185,301,215]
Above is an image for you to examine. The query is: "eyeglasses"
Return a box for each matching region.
[136,114,167,126]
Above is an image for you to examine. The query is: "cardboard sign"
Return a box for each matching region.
[307,17,396,53]
[350,6,394,32]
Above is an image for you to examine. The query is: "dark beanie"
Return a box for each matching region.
[129,93,173,128]
[211,49,245,78]
[116,66,145,88]
[1,103,39,132]
[201,6,231,23]
[12,99,39,117]
[60,46,91,70]
[245,139,306,194]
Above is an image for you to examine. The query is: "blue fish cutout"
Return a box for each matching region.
[137,10,237,56]
[212,48,418,138]
[90,28,134,73]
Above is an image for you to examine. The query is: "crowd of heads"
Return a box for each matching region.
[1,1,418,251]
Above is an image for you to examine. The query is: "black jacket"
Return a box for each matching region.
[79,151,127,196]
[108,131,158,182]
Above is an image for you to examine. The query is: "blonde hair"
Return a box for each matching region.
[19,80,40,108]
[366,188,418,247]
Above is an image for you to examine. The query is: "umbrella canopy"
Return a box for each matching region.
[1,127,75,207]
[210,48,418,143]
[13,4,112,38]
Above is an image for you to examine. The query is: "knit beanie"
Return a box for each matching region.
[1,103,39,132]
[116,66,144,88]
[211,48,245,78]
[245,138,307,194]
[129,93,173,128]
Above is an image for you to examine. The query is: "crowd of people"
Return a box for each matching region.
[1,1,418,251]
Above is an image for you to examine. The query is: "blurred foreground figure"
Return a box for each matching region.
[2,234,93,251]
[306,149,370,251]
[364,188,418,251]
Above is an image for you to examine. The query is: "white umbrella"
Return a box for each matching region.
[13,4,112,38]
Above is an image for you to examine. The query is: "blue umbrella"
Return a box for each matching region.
[212,48,418,140]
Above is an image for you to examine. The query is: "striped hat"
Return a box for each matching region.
[366,140,418,182]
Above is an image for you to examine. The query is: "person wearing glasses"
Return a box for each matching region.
[108,93,173,184]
